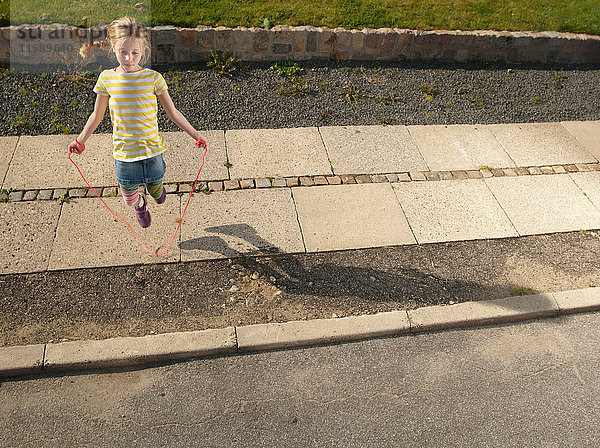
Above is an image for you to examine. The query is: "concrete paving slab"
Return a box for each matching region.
[319,125,428,174]
[43,327,237,372]
[488,122,596,167]
[237,311,411,352]
[485,175,600,236]
[0,136,18,189]
[408,293,558,332]
[0,344,44,377]
[0,201,62,274]
[293,183,416,252]
[226,127,332,179]
[392,179,518,244]
[569,172,600,210]
[162,130,228,183]
[553,287,600,314]
[3,134,116,190]
[561,120,600,160]
[408,124,515,171]
[48,196,181,270]
[179,188,304,261]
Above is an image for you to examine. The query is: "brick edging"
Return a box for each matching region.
[2,24,600,67]
[3,162,599,203]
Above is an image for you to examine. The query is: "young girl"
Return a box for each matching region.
[68,16,207,228]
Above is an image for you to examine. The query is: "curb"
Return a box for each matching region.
[2,287,600,378]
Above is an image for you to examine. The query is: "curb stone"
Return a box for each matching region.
[1,287,600,378]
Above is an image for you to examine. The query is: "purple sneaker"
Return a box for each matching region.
[135,196,151,228]
[154,186,166,204]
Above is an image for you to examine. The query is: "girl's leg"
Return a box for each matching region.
[120,184,141,206]
[120,184,151,228]
[148,179,166,204]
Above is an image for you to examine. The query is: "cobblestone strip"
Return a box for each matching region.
[3,163,600,203]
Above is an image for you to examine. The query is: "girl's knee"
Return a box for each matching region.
[147,181,164,199]
[120,184,140,206]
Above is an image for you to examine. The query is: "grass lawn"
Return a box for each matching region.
[2,0,599,35]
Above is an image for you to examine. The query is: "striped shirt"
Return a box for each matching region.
[93,68,168,161]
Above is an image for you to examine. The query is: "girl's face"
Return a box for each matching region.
[113,37,143,72]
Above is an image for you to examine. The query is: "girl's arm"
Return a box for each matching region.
[158,91,207,144]
[68,94,109,154]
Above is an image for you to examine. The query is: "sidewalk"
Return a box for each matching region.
[1,120,600,275]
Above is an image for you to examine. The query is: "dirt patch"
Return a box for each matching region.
[2,230,600,347]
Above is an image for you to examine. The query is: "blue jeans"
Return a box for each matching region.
[114,153,166,186]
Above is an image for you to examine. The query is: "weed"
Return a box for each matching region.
[419,84,438,101]
[278,77,309,96]
[58,194,70,203]
[19,87,27,96]
[553,72,568,89]
[534,96,544,104]
[380,117,396,126]
[340,84,366,107]
[258,17,273,30]
[224,160,233,169]
[480,165,493,171]
[207,51,243,78]
[320,108,334,123]
[270,61,302,78]
[371,61,381,70]
[341,67,352,72]
[469,96,486,108]
[352,67,364,74]
[318,81,330,92]
[30,98,39,108]
[12,114,32,128]
[71,99,79,107]
[512,287,534,296]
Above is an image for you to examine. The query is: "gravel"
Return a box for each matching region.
[1,60,599,137]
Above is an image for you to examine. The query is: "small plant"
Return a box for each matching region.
[469,96,486,108]
[224,160,233,169]
[270,61,302,78]
[318,81,330,92]
[340,84,365,107]
[512,287,534,296]
[71,99,79,107]
[553,72,568,89]
[420,84,438,101]
[480,165,493,171]
[258,17,273,30]
[207,51,242,78]
[278,77,309,96]
[320,108,334,123]
[19,87,28,96]
[534,96,544,104]
[380,117,396,126]
[58,194,70,203]
[12,114,31,128]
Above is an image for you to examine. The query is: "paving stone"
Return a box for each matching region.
[393,179,518,244]
[294,183,415,252]
[86,188,99,198]
[385,173,399,182]
[37,189,53,200]
[340,174,356,184]
[540,166,554,174]
[396,173,410,182]
[49,197,181,270]
[239,179,255,189]
[452,170,469,180]
[22,190,38,201]
[409,124,515,171]
[552,165,567,174]
[8,191,23,202]
[480,169,493,178]
[312,176,327,186]
[179,183,193,193]
[326,176,342,185]
[439,171,453,180]
[485,175,600,236]
[68,188,87,198]
[467,170,483,179]
[553,287,600,314]
[424,171,440,181]
[355,174,372,184]
[0,136,18,191]
[165,184,178,193]
[180,189,304,261]
[162,130,227,182]
[565,164,579,173]
[514,167,530,176]
[4,134,115,190]
[320,125,427,174]
[489,122,595,167]
[490,169,505,177]
[569,172,600,210]
[409,171,426,181]
[208,181,224,192]
[53,188,68,199]
[576,163,591,172]
[589,164,600,171]
[286,177,300,187]
[300,176,315,187]
[227,127,331,178]
[0,344,44,377]
[223,179,240,190]
[272,178,287,188]
[502,169,518,177]
[371,174,388,183]
[255,178,272,189]
[1,202,62,274]
[560,120,600,161]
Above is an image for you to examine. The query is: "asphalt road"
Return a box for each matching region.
[2,311,599,447]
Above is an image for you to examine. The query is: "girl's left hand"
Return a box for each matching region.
[193,132,208,147]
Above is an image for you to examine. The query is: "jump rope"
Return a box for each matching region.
[68,139,208,257]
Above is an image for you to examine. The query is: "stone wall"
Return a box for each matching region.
[2,24,599,70]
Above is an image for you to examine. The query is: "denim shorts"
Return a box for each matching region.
[114,153,166,186]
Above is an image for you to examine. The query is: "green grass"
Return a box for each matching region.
[3,0,599,35]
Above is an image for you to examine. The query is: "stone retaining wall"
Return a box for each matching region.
[2,24,599,70]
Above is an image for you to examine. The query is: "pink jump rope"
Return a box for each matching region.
[68,138,208,257]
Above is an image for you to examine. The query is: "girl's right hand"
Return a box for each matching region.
[68,140,85,155]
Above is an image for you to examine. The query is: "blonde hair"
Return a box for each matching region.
[107,16,151,66]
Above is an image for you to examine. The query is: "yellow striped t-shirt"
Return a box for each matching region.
[93,68,168,161]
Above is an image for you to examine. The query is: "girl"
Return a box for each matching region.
[68,16,207,228]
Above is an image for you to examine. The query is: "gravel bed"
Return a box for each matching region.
[0,60,599,137]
